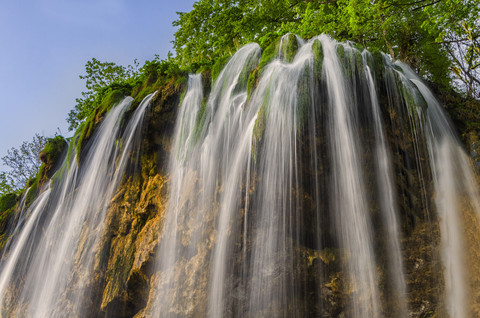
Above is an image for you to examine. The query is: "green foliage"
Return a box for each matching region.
[74,87,128,160]
[67,58,140,130]
[0,172,15,196]
[257,40,279,73]
[172,0,295,68]
[131,56,185,107]
[211,55,232,83]
[172,0,479,98]
[39,135,68,179]
[66,54,187,161]
[40,136,67,162]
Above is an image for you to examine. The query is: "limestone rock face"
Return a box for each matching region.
[90,79,183,318]
[94,173,166,318]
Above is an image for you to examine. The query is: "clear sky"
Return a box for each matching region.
[0,0,196,170]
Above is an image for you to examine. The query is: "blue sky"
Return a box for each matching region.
[0,0,196,169]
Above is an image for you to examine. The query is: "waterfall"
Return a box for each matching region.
[1,34,480,318]
[363,51,407,316]
[155,35,480,317]
[152,43,262,317]
[402,67,478,318]
[0,94,152,317]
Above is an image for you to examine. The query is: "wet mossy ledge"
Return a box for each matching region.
[73,65,188,163]
[0,135,67,249]
[25,136,68,207]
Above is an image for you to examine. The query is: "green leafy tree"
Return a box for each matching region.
[67,58,139,130]
[172,0,479,97]
[1,134,47,190]
[0,172,16,196]
[173,0,297,67]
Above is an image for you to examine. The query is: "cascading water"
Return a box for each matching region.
[401,66,480,318]
[363,52,407,316]
[1,34,480,318]
[0,94,152,317]
[153,34,480,317]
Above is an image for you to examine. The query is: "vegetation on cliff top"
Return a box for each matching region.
[66,0,479,146]
[173,0,479,99]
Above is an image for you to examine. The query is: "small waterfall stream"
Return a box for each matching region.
[0,95,152,317]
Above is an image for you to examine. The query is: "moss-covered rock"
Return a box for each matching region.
[233,49,261,95]
[0,193,17,214]
[312,39,324,79]
[0,193,18,249]
[247,67,259,99]
[38,135,67,179]
[279,33,299,63]
[211,55,232,84]
[258,40,279,73]
[75,88,130,161]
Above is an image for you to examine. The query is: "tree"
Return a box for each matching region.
[0,172,16,196]
[1,134,47,190]
[441,22,480,98]
[172,0,297,67]
[67,58,139,130]
[172,0,479,97]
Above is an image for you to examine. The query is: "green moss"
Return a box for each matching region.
[336,44,346,68]
[75,88,130,161]
[193,98,209,143]
[312,39,324,79]
[258,40,279,73]
[247,67,259,99]
[39,136,67,179]
[75,114,94,162]
[0,204,15,249]
[0,193,17,213]
[25,175,39,207]
[201,69,212,97]
[101,87,131,113]
[233,50,261,95]
[353,48,364,77]
[133,86,157,109]
[280,34,299,63]
[212,55,232,84]
[296,65,312,131]
[338,45,364,79]
[0,208,15,231]
[252,84,272,154]
[333,42,368,82]
[23,136,67,207]
[393,71,428,114]
[363,50,381,83]
[253,101,268,144]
